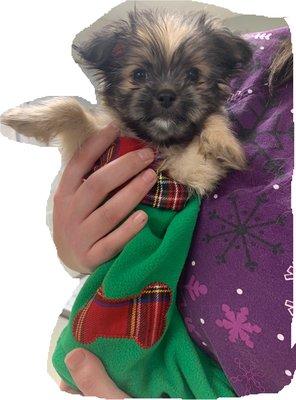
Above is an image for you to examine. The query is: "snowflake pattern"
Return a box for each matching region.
[249,115,293,178]
[254,32,272,40]
[216,304,262,348]
[185,275,208,301]
[202,193,285,270]
[284,265,293,281]
[284,300,293,316]
[229,357,265,395]
[179,30,293,397]
[229,94,293,179]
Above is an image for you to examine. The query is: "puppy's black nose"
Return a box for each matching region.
[157,90,176,108]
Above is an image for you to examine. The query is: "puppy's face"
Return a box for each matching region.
[75,11,252,146]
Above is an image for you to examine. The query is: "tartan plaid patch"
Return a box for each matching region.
[73,282,172,348]
[146,172,190,211]
[84,137,191,211]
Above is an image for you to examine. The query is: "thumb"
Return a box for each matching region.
[65,349,129,398]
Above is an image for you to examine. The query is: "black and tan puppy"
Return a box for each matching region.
[1,10,252,194]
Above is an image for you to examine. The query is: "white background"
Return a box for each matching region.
[0,1,295,399]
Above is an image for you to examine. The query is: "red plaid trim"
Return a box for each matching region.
[146,172,190,211]
[73,282,172,348]
[84,137,191,211]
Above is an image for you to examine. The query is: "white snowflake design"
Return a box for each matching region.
[254,32,272,41]
[284,300,293,316]
[284,265,293,281]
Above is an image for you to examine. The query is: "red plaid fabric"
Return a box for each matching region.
[73,282,172,348]
[84,137,191,211]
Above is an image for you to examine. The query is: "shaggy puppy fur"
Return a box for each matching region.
[1,10,252,195]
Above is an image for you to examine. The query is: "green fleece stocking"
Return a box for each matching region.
[52,197,235,399]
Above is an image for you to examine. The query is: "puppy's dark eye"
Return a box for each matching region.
[133,68,148,82]
[187,67,199,82]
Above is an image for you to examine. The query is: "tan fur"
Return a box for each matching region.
[200,113,246,170]
[159,14,192,59]
[0,12,246,195]
[1,98,114,162]
[134,13,211,78]
[1,99,244,195]
[163,14,212,77]
[160,114,245,195]
[160,137,224,196]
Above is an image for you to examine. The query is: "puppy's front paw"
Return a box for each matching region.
[208,134,246,171]
[201,113,246,171]
[1,105,39,138]
[1,97,90,144]
[1,100,58,143]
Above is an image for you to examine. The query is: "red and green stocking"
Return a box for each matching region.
[52,138,235,399]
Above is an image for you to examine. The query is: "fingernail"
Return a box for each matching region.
[133,211,148,225]
[65,349,85,371]
[138,148,154,162]
[142,169,157,183]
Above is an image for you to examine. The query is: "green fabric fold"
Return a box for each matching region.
[52,197,235,399]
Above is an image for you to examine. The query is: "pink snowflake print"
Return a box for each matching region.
[215,304,262,348]
[230,357,265,395]
[185,275,208,301]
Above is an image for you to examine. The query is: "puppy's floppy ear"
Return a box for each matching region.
[211,30,252,77]
[73,26,126,71]
[198,14,253,79]
[72,10,150,72]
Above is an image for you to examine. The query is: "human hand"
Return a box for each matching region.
[60,348,129,398]
[53,122,157,274]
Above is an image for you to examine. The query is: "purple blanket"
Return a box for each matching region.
[178,27,294,396]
